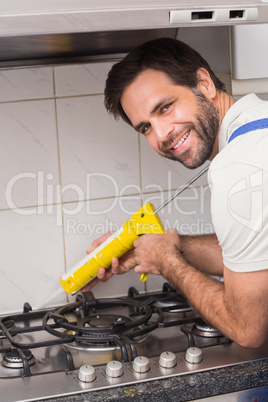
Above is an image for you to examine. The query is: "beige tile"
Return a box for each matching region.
[57,95,140,202]
[0,67,53,102]
[54,62,114,96]
[143,185,213,236]
[0,209,66,313]
[0,100,60,210]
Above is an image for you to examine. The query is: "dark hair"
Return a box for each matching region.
[104,37,226,125]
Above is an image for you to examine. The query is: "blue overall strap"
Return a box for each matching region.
[228,118,268,143]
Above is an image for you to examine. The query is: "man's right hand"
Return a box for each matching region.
[82,232,136,292]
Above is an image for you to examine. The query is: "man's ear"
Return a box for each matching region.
[196,68,217,100]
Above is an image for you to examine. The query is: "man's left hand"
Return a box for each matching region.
[133,228,182,277]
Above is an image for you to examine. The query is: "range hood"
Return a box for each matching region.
[1,0,268,68]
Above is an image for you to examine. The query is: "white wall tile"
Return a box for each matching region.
[54,62,114,96]
[0,100,60,210]
[0,208,66,313]
[145,186,213,235]
[63,197,145,301]
[57,95,140,202]
[0,67,53,102]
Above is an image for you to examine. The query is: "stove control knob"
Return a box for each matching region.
[106,360,124,378]
[185,347,203,364]
[132,356,150,373]
[159,351,177,368]
[78,365,96,383]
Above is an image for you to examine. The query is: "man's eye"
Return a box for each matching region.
[142,123,151,134]
[162,103,172,112]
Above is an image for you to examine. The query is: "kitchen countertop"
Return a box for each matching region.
[41,359,268,402]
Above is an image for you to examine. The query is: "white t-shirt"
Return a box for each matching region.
[208,93,268,272]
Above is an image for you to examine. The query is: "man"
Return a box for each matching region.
[85,38,268,348]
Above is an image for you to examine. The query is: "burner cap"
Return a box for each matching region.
[2,349,36,369]
[192,319,223,338]
[84,314,132,330]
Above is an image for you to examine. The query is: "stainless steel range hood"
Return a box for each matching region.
[1,0,268,68]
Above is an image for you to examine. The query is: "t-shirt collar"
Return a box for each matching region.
[218,93,264,151]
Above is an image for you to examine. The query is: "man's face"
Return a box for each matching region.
[121,69,220,169]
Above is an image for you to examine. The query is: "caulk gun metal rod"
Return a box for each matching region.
[154,164,210,214]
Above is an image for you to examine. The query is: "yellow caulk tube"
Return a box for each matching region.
[60,202,165,295]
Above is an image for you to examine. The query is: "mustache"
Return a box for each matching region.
[159,125,194,153]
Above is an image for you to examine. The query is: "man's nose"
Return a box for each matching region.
[153,120,174,142]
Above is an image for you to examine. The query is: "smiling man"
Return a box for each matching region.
[86,38,268,348]
[120,68,221,168]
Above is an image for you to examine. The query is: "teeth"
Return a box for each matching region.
[173,131,190,150]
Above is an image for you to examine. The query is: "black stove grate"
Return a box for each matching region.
[0,284,205,378]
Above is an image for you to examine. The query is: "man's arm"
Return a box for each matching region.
[180,233,224,276]
[134,229,268,348]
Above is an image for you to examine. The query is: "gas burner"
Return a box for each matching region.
[66,313,147,338]
[66,313,150,353]
[191,318,223,338]
[42,295,162,340]
[65,313,147,351]
[2,349,36,369]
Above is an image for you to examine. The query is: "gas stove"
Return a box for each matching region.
[0,283,267,402]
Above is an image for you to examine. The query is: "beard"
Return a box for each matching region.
[159,89,220,169]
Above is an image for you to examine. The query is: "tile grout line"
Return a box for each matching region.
[0,184,210,212]
[0,92,104,105]
[52,67,68,303]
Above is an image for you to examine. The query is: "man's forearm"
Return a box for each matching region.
[161,256,242,344]
[161,248,268,348]
[133,230,267,347]
[180,234,224,276]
